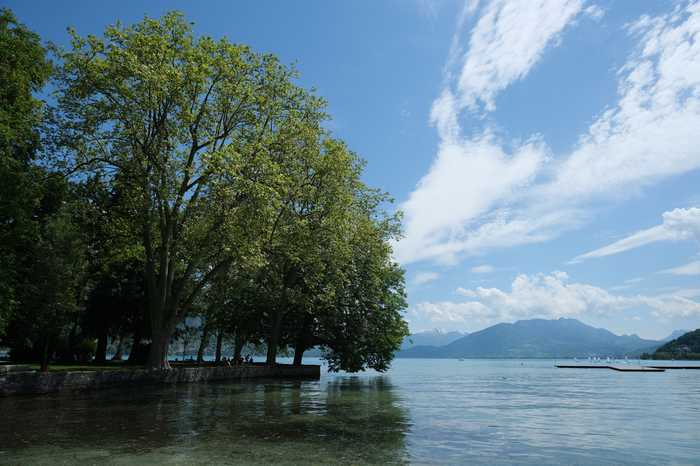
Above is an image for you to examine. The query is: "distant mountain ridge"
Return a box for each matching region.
[401,329,466,350]
[398,318,663,359]
[661,329,690,342]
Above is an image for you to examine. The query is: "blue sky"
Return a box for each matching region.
[6,0,700,339]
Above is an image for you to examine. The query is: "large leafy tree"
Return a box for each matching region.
[320,200,408,372]
[2,9,408,371]
[244,130,408,370]
[0,8,52,336]
[54,12,321,368]
[288,178,409,372]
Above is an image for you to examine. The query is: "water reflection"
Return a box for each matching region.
[0,376,410,465]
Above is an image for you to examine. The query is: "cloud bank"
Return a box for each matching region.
[408,271,700,332]
[396,1,700,266]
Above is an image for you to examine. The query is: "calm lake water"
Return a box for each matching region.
[1,359,699,465]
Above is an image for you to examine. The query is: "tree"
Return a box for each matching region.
[5,180,87,371]
[54,12,318,369]
[1,9,409,372]
[0,9,90,370]
[0,8,52,337]
[242,131,408,369]
[288,178,408,371]
[76,176,145,363]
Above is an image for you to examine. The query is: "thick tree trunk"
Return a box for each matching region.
[293,342,305,366]
[146,325,172,370]
[94,328,108,363]
[215,330,223,363]
[266,310,284,366]
[197,324,210,364]
[111,334,125,361]
[293,315,312,366]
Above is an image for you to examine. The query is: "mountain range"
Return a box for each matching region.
[398,318,677,359]
[401,329,466,350]
[660,329,690,342]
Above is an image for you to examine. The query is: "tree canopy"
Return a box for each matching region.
[1,10,408,372]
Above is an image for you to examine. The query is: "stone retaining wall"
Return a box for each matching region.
[0,365,32,374]
[0,364,320,396]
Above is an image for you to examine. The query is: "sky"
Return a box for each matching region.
[5,0,700,339]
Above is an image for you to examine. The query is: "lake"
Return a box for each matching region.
[0,359,699,465]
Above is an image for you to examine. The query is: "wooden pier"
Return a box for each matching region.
[556,364,665,372]
[649,365,700,370]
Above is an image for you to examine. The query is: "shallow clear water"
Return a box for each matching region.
[1,359,699,465]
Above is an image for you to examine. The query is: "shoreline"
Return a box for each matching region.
[0,363,320,397]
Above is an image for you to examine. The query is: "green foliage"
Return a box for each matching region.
[0,8,52,336]
[0,8,51,162]
[5,180,88,367]
[3,9,408,372]
[53,11,319,368]
[650,329,700,359]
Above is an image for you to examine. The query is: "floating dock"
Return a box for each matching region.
[556,364,665,372]
[649,365,700,370]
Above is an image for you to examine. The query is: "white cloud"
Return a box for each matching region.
[584,4,605,21]
[394,0,584,265]
[408,271,700,331]
[455,270,634,318]
[413,271,440,285]
[394,135,546,264]
[398,2,700,266]
[660,260,700,276]
[458,0,585,112]
[573,207,700,262]
[471,264,495,273]
[539,3,700,203]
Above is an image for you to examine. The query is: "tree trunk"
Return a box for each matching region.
[146,325,172,370]
[111,333,125,361]
[266,310,284,366]
[293,341,305,366]
[40,337,50,372]
[215,330,223,363]
[233,331,244,362]
[197,324,210,363]
[94,328,108,363]
[293,315,312,366]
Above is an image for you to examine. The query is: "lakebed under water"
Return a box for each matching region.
[0,358,699,465]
